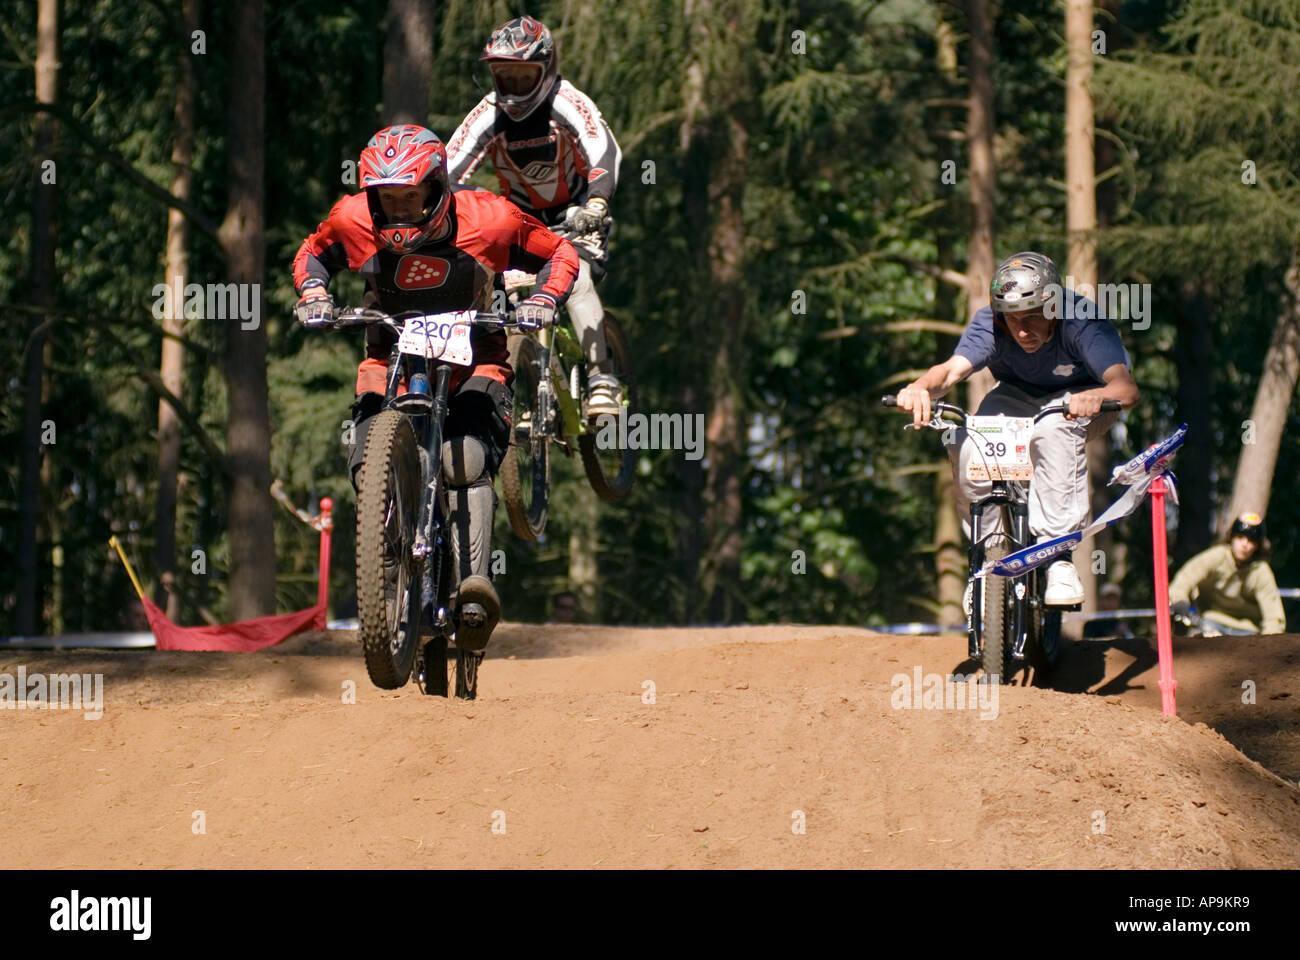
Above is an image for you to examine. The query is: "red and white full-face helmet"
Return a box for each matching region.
[481,15,558,121]
[358,125,451,253]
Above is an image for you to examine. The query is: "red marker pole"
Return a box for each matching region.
[1150,475,1177,716]
[318,497,334,618]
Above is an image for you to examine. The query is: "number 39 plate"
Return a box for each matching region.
[398,311,475,366]
[966,415,1034,481]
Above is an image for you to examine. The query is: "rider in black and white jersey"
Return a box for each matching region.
[447,15,624,420]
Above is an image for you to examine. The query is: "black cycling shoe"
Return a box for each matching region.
[454,575,500,652]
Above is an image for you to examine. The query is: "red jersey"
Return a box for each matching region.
[293,185,578,311]
[293,186,578,394]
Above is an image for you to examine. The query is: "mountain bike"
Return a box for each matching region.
[305,305,538,699]
[884,394,1121,684]
[498,220,638,540]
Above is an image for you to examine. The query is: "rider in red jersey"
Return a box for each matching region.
[292,124,579,650]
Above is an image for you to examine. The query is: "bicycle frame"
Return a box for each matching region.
[527,320,590,442]
[507,285,593,447]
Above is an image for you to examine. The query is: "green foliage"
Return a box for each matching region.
[6,0,1300,636]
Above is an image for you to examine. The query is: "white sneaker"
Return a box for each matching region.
[586,374,623,419]
[1044,560,1085,606]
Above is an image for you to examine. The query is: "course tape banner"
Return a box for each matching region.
[142,596,326,652]
[977,424,1187,579]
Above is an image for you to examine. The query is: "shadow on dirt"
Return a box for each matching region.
[1042,634,1159,696]
[1035,630,1300,785]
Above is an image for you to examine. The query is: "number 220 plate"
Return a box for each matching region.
[397,311,474,366]
[966,415,1033,482]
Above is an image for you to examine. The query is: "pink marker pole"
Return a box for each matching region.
[318,497,334,617]
[1149,475,1177,716]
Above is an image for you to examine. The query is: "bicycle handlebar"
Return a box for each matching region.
[881,394,1121,426]
[305,306,549,333]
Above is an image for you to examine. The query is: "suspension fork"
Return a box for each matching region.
[533,326,555,444]
[414,365,452,621]
[384,340,404,403]
[1009,492,1031,660]
[968,499,989,661]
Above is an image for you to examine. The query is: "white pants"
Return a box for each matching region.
[947,381,1119,541]
[567,260,609,372]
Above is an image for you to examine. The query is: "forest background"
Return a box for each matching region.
[5,0,1299,635]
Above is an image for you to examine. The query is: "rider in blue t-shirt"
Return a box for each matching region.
[896,251,1141,607]
[954,289,1131,399]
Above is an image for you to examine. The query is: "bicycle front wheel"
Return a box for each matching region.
[356,410,422,689]
[980,536,1011,683]
[500,333,550,540]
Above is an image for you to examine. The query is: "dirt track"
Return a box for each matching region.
[3,624,1299,868]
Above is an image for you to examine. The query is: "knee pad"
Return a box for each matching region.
[442,435,489,488]
[445,376,513,474]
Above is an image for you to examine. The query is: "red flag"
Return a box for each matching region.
[140,596,326,652]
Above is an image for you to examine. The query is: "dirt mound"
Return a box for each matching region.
[2,625,1298,868]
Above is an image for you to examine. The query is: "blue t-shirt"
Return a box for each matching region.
[953,292,1131,397]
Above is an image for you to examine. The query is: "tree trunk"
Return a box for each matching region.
[1066,0,1099,624]
[701,110,747,624]
[219,0,277,619]
[18,0,60,636]
[964,0,996,411]
[383,0,434,126]
[1173,278,1214,563]
[1224,250,1300,531]
[1092,0,1126,585]
[675,0,710,623]
[568,483,599,621]
[933,8,964,626]
[155,0,199,621]
[678,0,749,624]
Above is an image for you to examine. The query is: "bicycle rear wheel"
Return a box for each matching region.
[500,334,550,539]
[356,410,422,689]
[417,537,452,697]
[579,314,638,502]
[455,649,483,700]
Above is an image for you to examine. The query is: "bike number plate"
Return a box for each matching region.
[966,416,1034,481]
[398,312,474,366]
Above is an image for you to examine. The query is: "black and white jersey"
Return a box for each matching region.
[446,79,621,226]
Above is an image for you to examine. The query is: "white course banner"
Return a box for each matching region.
[398,311,475,366]
[976,424,1188,579]
[965,415,1034,482]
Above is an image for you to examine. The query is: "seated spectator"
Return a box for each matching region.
[548,591,579,624]
[1169,513,1285,636]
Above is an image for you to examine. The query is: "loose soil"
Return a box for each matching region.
[3,624,1298,868]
